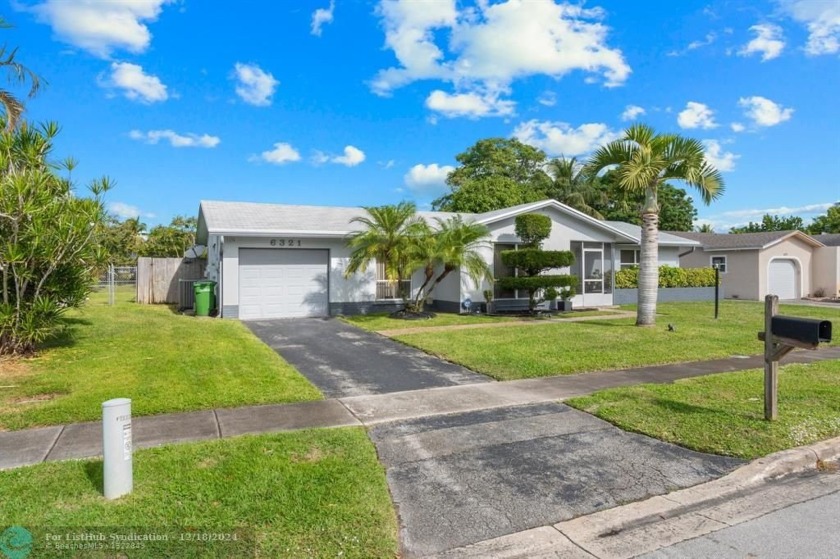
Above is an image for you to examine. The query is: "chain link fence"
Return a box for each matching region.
[98,265,137,305]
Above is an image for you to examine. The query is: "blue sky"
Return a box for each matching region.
[8,0,840,231]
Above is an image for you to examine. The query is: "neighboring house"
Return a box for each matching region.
[195,199,700,319]
[813,234,840,298]
[675,230,838,300]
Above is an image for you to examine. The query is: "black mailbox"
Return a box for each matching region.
[771,316,832,345]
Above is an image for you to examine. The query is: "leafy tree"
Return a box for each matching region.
[140,215,197,258]
[592,171,698,231]
[0,18,41,130]
[807,203,840,234]
[100,216,146,265]
[432,138,551,212]
[0,121,111,355]
[730,214,804,233]
[545,157,607,218]
[498,214,576,313]
[345,202,424,304]
[585,124,724,326]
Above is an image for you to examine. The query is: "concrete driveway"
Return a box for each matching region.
[245,318,491,398]
[369,402,743,557]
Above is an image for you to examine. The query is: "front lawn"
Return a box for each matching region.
[0,290,321,431]
[567,360,840,460]
[0,428,398,558]
[392,301,838,380]
[341,311,516,332]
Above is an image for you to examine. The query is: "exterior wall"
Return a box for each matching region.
[758,237,814,298]
[614,287,720,305]
[812,246,840,297]
[220,236,378,318]
[205,234,222,283]
[680,248,760,300]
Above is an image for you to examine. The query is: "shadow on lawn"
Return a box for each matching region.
[653,397,760,421]
[38,317,93,351]
[84,460,105,496]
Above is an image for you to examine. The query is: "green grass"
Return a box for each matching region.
[567,360,840,460]
[392,301,839,380]
[341,311,517,332]
[0,289,321,431]
[0,428,398,558]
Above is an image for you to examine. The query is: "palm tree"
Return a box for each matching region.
[345,202,424,305]
[0,18,41,130]
[408,215,493,310]
[585,124,724,326]
[696,223,715,233]
[546,157,607,218]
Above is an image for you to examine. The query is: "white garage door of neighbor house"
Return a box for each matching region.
[238,249,329,319]
[768,259,798,300]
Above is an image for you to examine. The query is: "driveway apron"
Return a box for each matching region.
[369,402,743,557]
[245,318,491,398]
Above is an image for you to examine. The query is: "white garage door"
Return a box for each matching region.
[238,249,329,319]
[768,259,798,300]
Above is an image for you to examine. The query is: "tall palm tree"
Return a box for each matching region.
[546,156,607,218]
[0,18,41,130]
[345,202,424,304]
[585,124,724,326]
[408,215,493,310]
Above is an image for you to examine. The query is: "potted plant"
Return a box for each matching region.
[558,286,575,312]
[543,287,559,312]
[483,289,494,315]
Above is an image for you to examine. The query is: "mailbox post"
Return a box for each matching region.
[758,295,832,420]
[102,398,133,499]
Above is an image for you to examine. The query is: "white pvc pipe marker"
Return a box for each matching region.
[102,398,133,499]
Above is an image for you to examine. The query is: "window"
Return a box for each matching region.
[376,260,410,300]
[711,256,727,273]
[619,249,640,269]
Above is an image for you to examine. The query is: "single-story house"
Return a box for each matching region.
[195,199,701,319]
[675,230,840,300]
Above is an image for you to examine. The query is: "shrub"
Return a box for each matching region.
[613,266,717,289]
[514,214,551,247]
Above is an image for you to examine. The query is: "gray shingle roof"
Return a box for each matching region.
[605,222,700,246]
[814,233,840,247]
[670,230,822,250]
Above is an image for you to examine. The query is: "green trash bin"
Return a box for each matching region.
[194,281,216,317]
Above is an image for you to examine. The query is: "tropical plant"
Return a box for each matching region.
[585,124,724,326]
[546,157,607,218]
[0,18,41,130]
[407,216,493,311]
[695,223,715,233]
[141,215,197,257]
[807,202,840,234]
[592,171,699,231]
[498,214,576,313]
[0,121,111,355]
[344,202,424,305]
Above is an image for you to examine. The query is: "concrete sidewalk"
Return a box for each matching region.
[2,346,839,471]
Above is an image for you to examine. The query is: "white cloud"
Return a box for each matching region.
[537,91,556,107]
[25,0,173,58]
[730,122,746,133]
[620,104,646,121]
[313,145,366,166]
[103,62,167,103]
[252,142,301,165]
[738,96,794,127]
[677,101,717,129]
[739,24,785,61]
[425,89,515,118]
[108,202,156,220]
[667,32,717,56]
[311,1,335,36]
[371,0,630,117]
[129,129,220,148]
[779,0,840,55]
[513,120,619,157]
[404,163,455,192]
[233,63,279,106]
[333,145,366,166]
[702,140,740,172]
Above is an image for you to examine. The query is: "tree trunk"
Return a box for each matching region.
[637,210,659,326]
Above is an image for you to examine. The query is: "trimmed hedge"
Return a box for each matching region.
[501,249,574,275]
[498,275,577,292]
[614,266,718,289]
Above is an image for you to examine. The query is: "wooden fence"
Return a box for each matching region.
[136,257,206,304]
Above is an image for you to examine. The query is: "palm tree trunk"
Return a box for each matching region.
[637,210,659,326]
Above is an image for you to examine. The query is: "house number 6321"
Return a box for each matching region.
[270,239,302,247]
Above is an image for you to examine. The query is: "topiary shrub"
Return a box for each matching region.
[514,213,552,247]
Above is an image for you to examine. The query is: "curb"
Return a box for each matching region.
[432,436,840,559]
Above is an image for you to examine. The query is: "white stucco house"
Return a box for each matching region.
[195,199,700,319]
